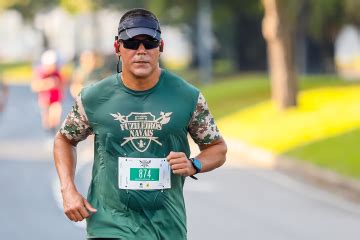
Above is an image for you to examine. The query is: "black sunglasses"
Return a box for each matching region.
[121,38,160,50]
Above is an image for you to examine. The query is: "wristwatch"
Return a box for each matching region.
[189,158,202,180]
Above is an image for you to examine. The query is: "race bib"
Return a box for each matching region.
[118,157,171,190]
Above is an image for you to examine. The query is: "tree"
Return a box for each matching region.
[262,0,300,110]
[0,0,21,11]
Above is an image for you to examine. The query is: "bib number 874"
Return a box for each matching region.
[130,168,160,181]
[139,168,151,179]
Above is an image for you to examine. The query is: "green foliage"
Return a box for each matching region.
[213,0,263,29]
[278,0,302,26]
[307,0,343,39]
[343,0,360,25]
[307,0,360,40]
[213,0,263,17]
[60,0,94,14]
[150,0,197,25]
[146,0,167,19]
[0,0,23,11]
[1,0,57,20]
[285,128,360,179]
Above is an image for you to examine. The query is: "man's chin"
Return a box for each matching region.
[132,68,152,78]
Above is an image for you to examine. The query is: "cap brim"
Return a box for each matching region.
[119,28,161,41]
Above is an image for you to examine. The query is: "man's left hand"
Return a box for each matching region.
[166,151,196,176]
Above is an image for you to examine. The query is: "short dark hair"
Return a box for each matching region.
[120,8,159,24]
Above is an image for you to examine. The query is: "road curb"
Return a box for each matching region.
[225,137,360,203]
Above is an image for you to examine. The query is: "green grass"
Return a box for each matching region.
[285,128,360,179]
[0,62,74,85]
[198,73,360,180]
[0,62,33,84]
[0,61,30,70]
[200,74,270,118]
[199,74,358,119]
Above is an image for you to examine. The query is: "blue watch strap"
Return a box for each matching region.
[189,158,201,180]
[190,158,202,173]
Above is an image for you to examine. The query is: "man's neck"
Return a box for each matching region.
[121,67,162,91]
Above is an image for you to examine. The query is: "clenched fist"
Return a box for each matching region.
[62,188,97,222]
[166,151,196,177]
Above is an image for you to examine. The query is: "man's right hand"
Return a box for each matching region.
[62,188,97,222]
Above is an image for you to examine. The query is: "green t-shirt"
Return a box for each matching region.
[60,69,221,239]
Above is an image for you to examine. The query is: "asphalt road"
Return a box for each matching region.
[1,85,360,240]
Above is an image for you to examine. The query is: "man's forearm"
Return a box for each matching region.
[196,138,227,173]
[53,132,78,192]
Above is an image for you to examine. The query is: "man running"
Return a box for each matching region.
[54,8,227,240]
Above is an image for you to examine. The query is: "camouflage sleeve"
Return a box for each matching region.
[59,95,93,144]
[188,92,221,145]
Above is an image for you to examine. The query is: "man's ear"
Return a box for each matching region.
[116,42,121,57]
[114,36,120,54]
[159,39,164,52]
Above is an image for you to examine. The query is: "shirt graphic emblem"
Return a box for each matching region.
[111,112,172,152]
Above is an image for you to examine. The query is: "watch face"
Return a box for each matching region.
[193,159,202,171]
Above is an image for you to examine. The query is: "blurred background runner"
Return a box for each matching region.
[70,50,106,98]
[31,49,64,135]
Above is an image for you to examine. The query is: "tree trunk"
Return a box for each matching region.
[262,0,297,110]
